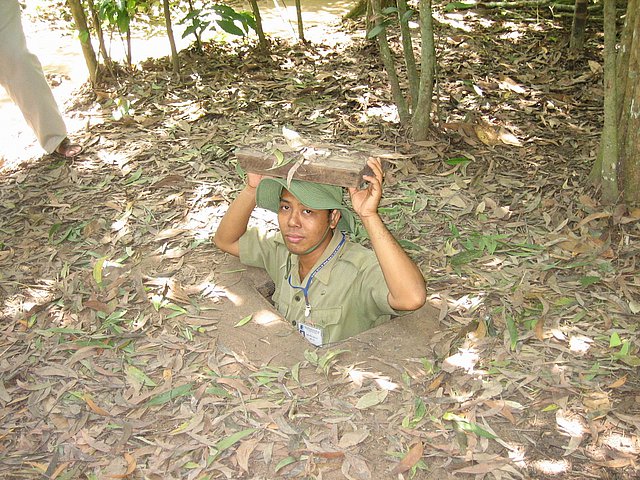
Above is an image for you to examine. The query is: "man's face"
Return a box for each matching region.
[278,189,340,256]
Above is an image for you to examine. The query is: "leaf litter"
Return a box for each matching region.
[1,2,639,480]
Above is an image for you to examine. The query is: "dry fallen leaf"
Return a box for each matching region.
[84,394,111,416]
[607,375,627,389]
[391,441,424,474]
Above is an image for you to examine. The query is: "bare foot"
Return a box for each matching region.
[54,138,83,158]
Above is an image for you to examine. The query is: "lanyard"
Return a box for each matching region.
[287,232,346,317]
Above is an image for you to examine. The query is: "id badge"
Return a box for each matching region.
[298,322,323,346]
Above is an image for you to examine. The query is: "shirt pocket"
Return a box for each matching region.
[309,307,343,344]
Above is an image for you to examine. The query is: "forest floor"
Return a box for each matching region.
[1,2,639,479]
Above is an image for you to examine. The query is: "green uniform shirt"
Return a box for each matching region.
[239,228,399,345]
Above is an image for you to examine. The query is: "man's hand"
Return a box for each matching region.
[348,157,383,219]
[247,172,263,189]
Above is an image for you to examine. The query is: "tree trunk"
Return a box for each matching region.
[126,29,132,67]
[569,0,588,51]
[66,0,98,84]
[162,0,180,77]
[397,0,418,111]
[599,0,619,204]
[86,0,112,70]
[370,0,409,123]
[619,0,640,204]
[247,0,269,51]
[411,0,435,141]
[295,0,305,43]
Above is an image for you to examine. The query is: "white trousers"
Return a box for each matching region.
[0,0,67,153]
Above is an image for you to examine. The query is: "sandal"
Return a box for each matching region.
[54,137,83,159]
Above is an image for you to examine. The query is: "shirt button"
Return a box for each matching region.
[291,320,297,326]
[294,295,301,302]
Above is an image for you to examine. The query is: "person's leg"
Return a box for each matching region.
[0,0,76,155]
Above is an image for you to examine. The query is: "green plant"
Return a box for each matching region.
[179,3,256,49]
[304,349,348,375]
[97,0,136,33]
[402,397,427,428]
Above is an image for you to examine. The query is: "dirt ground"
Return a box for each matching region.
[1,1,640,479]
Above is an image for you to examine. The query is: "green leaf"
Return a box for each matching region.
[304,350,319,366]
[609,331,622,348]
[145,383,193,407]
[414,397,426,421]
[445,156,472,166]
[506,315,518,351]
[367,24,385,39]
[355,389,388,409]
[398,239,422,251]
[93,257,107,286]
[619,355,640,367]
[267,149,297,170]
[48,223,64,244]
[210,428,256,460]
[217,19,246,36]
[579,275,600,286]
[164,303,188,319]
[234,314,253,327]
[318,349,348,371]
[205,386,233,397]
[36,327,86,337]
[126,365,157,387]
[124,168,143,185]
[400,10,414,22]
[619,341,631,356]
[442,412,497,439]
[450,249,483,266]
[275,456,297,473]
[291,362,300,383]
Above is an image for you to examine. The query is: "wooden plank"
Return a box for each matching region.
[235,146,389,189]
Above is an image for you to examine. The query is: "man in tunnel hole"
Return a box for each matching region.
[214,157,426,346]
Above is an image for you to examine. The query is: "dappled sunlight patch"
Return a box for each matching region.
[200,281,228,300]
[357,104,399,124]
[530,458,570,475]
[568,334,592,353]
[1,282,57,323]
[507,445,527,467]
[253,309,282,326]
[555,409,586,440]
[602,432,640,456]
[96,148,132,172]
[449,293,485,313]
[223,288,244,307]
[442,346,479,373]
[342,366,398,391]
[433,12,474,32]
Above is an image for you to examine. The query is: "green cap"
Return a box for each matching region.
[256,179,356,233]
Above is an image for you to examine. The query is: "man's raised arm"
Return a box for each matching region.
[348,158,427,311]
[213,174,262,257]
